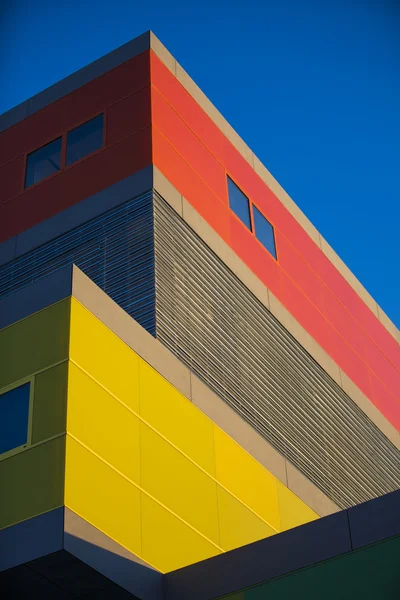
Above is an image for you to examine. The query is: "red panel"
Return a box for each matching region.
[152,88,227,203]
[0,51,150,168]
[107,86,151,146]
[0,156,25,206]
[150,53,226,165]
[149,55,400,430]
[153,127,231,244]
[229,214,283,299]
[0,127,152,243]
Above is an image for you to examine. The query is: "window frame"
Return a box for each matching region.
[0,377,34,461]
[24,112,105,190]
[226,175,253,232]
[226,173,278,261]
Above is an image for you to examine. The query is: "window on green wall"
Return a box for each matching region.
[253,206,277,259]
[0,383,31,455]
[227,176,252,230]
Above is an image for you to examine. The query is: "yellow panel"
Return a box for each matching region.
[139,360,215,476]
[67,363,140,484]
[0,436,65,530]
[65,436,141,556]
[0,300,70,389]
[140,422,219,545]
[32,362,68,444]
[214,427,280,530]
[277,481,318,531]
[141,493,220,572]
[217,486,276,551]
[69,299,139,413]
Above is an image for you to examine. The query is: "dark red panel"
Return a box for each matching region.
[0,51,150,169]
[0,127,152,243]
[153,127,231,244]
[152,88,227,203]
[106,86,151,146]
[0,156,25,206]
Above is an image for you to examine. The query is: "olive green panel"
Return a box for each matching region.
[219,535,400,599]
[0,299,71,389]
[31,362,69,444]
[0,436,65,530]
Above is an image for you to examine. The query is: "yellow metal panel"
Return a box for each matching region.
[277,481,318,531]
[214,427,280,531]
[0,436,65,530]
[139,360,216,476]
[65,436,141,556]
[32,363,68,444]
[67,363,140,485]
[217,486,276,551]
[141,493,220,573]
[69,299,139,413]
[0,300,70,389]
[140,422,219,545]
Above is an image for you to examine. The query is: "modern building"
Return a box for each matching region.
[0,31,399,599]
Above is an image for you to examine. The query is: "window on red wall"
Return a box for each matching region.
[66,114,104,166]
[25,137,62,188]
[227,176,252,230]
[253,206,277,259]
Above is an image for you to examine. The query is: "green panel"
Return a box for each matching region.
[0,436,65,530]
[32,362,68,444]
[0,299,71,388]
[219,536,400,599]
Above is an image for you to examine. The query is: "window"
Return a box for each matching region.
[25,137,62,187]
[227,176,252,230]
[0,382,30,455]
[66,114,104,166]
[253,206,277,259]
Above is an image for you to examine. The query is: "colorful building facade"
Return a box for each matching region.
[0,31,399,598]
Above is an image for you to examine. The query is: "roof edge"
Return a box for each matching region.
[1,30,397,343]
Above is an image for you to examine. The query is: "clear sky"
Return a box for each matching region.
[1,0,399,327]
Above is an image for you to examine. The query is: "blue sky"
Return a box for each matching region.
[1,0,399,327]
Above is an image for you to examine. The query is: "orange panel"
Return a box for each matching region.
[153,127,231,244]
[152,87,227,203]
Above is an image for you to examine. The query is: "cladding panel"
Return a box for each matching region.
[153,194,400,509]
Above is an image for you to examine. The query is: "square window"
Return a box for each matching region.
[0,383,30,455]
[25,137,62,188]
[253,206,277,259]
[66,114,104,166]
[227,176,252,230]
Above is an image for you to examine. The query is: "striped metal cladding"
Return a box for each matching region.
[0,191,156,334]
[153,193,400,510]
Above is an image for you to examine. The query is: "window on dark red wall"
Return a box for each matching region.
[227,176,252,230]
[25,137,62,188]
[66,114,104,166]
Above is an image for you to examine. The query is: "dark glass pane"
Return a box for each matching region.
[0,383,30,454]
[25,137,62,187]
[66,114,104,166]
[254,206,277,259]
[227,176,252,230]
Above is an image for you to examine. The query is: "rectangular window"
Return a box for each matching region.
[0,382,30,455]
[66,114,104,166]
[227,176,252,230]
[253,206,277,259]
[25,137,62,188]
